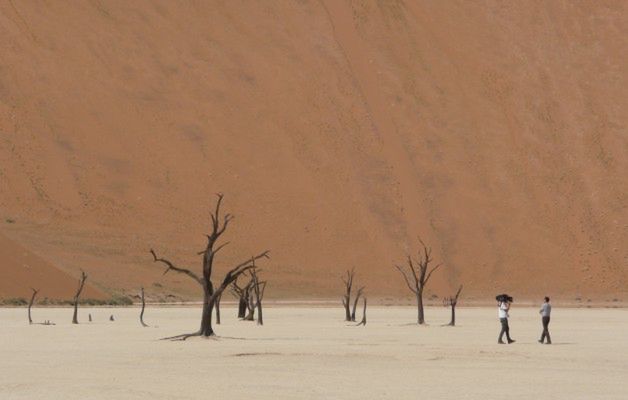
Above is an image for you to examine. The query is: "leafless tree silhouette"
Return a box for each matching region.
[341,269,355,321]
[351,286,365,322]
[395,239,442,324]
[72,270,87,324]
[231,279,249,319]
[356,297,367,326]
[139,287,149,327]
[28,288,39,324]
[249,266,267,325]
[443,285,463,326]
[150,194,269,340]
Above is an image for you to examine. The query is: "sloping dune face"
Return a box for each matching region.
[0,233,105,299]
[0,1,626,300]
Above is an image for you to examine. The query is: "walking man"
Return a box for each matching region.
[498,297,515,344]
[538,296,552,344]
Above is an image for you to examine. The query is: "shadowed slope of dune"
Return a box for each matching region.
[0,1,626,301]
[0,233,105,299]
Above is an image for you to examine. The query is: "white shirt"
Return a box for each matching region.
[539,303,551,317]
[498,302,509,319]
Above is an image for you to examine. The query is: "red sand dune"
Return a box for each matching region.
[0,233,105,299]
[0,1,626,301]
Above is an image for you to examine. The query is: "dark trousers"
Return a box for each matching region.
[498,318,512,342]
[540,316,551,343]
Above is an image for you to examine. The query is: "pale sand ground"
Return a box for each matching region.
[0,306,626,399]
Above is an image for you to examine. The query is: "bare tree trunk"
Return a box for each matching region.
[342,269,355,321]
[214,293,222,325]
[231,280,248,319]
[238,296,247,318]
[243,282,252,319]
[72,271,87,324]
[356,297,367,326]
[28,288,39,324]
[417,289,425,325]
[351,287,364,322]
[445,285,463,326]
[257,301,263,325]
[199,286,213,336]
[200,303,214,336]
[250,268,266,326]
[245,292,255,321]
[140,287,149,327]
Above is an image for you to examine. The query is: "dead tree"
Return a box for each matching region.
[443,285,463,326]
[341,268,355,321]
[71,270,87,324]
[356,297,367,326]
[28,289,55,326]
[249,266,267,325]
[351,286,364,322]
[139,287,149,327]
[395,239,442,324]
[150,194,269,340]
[28,288,39,324]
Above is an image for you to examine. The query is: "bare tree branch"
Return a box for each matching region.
[150,249,203,285]
[425,263,442,284]
[395,265,418,294]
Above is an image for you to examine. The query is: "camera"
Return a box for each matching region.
[496,294,513,303]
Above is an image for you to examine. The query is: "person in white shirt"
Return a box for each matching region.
[498,299,515,344]
[538,296,552,344]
